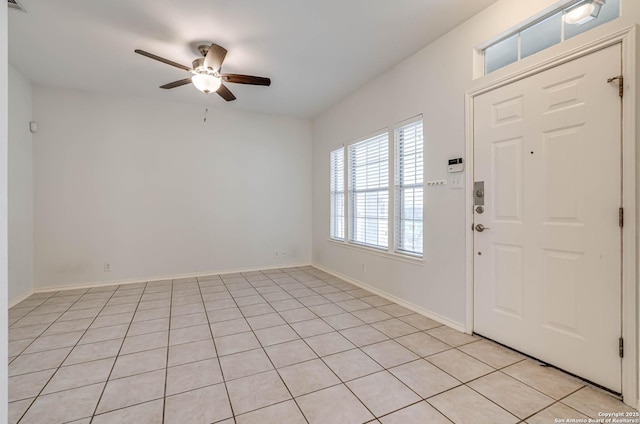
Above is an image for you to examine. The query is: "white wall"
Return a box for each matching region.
[1,1,10,419]
[8,65,33,304]
[33,87,312,288]
[312,0,640,326]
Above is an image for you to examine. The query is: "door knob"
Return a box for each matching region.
[475,224,490,232]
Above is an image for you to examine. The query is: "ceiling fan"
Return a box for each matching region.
[134,43,271,101]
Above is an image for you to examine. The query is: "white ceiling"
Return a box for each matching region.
[8,0,497,119]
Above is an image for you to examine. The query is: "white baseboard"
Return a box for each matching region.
[32,262,310,294]
[313,263,466,333]
[9,290,34,308]
[24,262,465,335]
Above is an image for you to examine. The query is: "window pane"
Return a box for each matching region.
[352,191,388,247]
[484,34,519,74]
[395,120,424,255]
[564,0,620,40]
[348,133,389,249]
[330,148,344,240]
[521,12,562,59]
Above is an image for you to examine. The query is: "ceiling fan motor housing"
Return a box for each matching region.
[192,58,217,76]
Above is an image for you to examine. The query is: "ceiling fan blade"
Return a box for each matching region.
[221,74,271,86]
[135,49,192,72]
[204,44,228,71]
[216,83,236,101]
[160,78,193,89]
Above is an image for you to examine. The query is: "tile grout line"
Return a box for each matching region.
[161,279,175,424]
[88,282,151,423]
[8,294,56,326]
[283,269,418,422]
[11,291,87,422]
[459,379,539,422]
[395,337,597,422]
[249,270,378,421]
[196,274,238,423]
[422,352,588,421]
[273,302,401,414]
[359,333,538,422]
[345,313,506,423]
[327,319,452,420]
[9,315,145,374]
[231,271,311,424]
[250,269,513,422]
[209,271,313,416]
[217,271,308,422]
[90,274,324,420]
[9,291,90,358]
[6,271,504,422]
[518,386,593,422]
[15,286,124,424]
[246,269,432,421]
[9,266,628,423]
[418,355,576,422]
[9,291,62,316]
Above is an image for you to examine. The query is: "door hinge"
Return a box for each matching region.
[619,207,624,227]
[608,75,624,97]
[619,337,624,358]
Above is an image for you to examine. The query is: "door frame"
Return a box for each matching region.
[464,26,638,407]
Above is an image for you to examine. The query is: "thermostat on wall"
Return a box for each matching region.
[448,158,464,173]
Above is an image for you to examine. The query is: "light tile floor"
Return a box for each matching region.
[7,266,637,423]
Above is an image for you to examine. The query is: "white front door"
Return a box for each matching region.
[473,44,622,392]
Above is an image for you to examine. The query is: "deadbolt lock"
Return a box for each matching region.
[474,181,485,206]
[475,206,484,214]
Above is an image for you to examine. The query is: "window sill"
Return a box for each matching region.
[327,239,425,265]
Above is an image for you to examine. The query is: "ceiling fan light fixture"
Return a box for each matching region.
[564,0,605,25]
[191,73,221,94]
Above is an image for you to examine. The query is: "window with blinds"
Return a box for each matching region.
[395,120,424,255]
[330,148,345,240]
[348,132,389,249]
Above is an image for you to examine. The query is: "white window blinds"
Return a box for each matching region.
[395,120,424,255]
[330,148,345,240]
[348,132,389,249]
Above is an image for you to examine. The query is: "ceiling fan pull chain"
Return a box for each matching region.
[204,108,209,123]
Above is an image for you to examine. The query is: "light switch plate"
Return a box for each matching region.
[449,174,463,189]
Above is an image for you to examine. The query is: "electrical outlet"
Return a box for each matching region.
[281,250,288,257]
[104,262,111,272]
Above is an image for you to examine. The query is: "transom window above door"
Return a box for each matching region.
[483,0,620,75]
